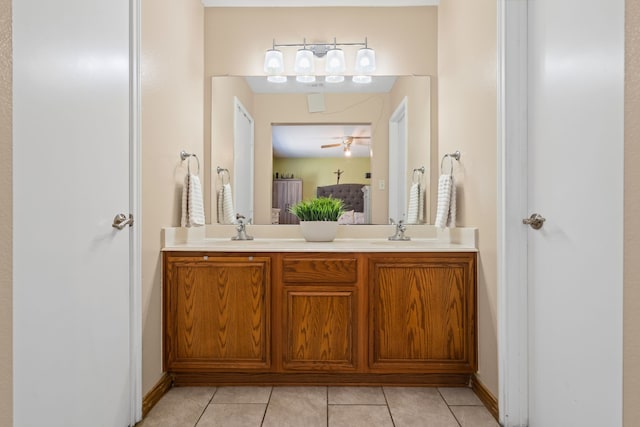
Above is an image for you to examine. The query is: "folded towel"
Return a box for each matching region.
[418,183,425,223]
[407,182,420,224]
[435,174,456,229]
[217,183,236,224]
[362,185,371,224]
[181,174,205,227]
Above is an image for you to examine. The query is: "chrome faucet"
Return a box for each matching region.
[232,214,254,241]
[388,218,411,241]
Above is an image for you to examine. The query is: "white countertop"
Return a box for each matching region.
[162,224,477,253]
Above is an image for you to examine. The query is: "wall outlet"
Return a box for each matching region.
[378,179,385,190]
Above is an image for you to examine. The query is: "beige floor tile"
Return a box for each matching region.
[211,386,272,404]
[450,406,499,427]
[196,403,267,427]
[438,387,483,406]
[138,387,216,427]
[328,405,394,427]
[383,386,459,427]
[328,386,387,405]
[261,386,327,427]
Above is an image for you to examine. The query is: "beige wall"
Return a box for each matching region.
[438,0,499,396]
[204,7,438,223]
[624,0,640,423]
[0,0,11,424]
[141,0,204,394]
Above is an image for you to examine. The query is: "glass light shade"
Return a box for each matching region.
[296,75,316,83]
[294,48,315,75]
[325,75,345,83]
[352,75,372,84]
[325,48,345,75]
[355,47,376,74]
[263,49,284,75]
[344,147,352,157]
[267,75,287,83]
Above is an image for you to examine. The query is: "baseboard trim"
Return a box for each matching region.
[142,373,173,417]
[470,374,499,421]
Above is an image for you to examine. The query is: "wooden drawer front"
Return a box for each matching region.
[282,256,358,284]
[283,290,356,370]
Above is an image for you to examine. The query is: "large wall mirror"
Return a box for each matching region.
[210,75,432,225]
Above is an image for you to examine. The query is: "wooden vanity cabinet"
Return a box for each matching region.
[277,253,364,372]
[368,253,477,373]
[163,253,271,372]
[163,250,476,385]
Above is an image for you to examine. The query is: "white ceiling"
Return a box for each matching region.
[202,0,438,6]
[272,124,372,158]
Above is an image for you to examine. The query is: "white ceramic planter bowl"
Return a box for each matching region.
[299,221,339,242]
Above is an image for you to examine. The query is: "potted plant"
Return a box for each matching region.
[288,196,345,242]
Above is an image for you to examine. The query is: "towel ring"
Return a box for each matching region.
[217,166,230,185]
[412,166,425,183]
[440,151,461,176]
[180,151,200,175]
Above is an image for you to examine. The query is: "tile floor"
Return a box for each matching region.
[137,385,498,427]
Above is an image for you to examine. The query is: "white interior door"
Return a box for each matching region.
[389,97,408,223]
[526,0,624,425]
[233,97,255,221]
[13,0,134,425]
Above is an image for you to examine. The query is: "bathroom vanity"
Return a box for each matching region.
[162,225,477,387]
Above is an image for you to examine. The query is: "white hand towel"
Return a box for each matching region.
[435,174,456,229]
[448,176,456,228]
[181,174,205,227]
[222,183,236,224]
[217,187,224,224]
[418,183,425,223]
[407,182,420,224]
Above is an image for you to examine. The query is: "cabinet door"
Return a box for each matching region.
[164,255,270,371]
[369,253,477,373]
[279,254,361,371]
[283,289,356,371]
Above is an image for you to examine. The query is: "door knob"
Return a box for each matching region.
[112,213,134,230]
[522,213,545,230]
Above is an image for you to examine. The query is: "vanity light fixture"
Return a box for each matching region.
[263,40,286,83]
[294,39,316,83]
[353,37,376,84]
[263,37,375,84]
[325,38,346,83]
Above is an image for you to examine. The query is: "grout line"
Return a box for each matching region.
[438,388,462,427]
[193,387,218,427]
[327,403,389,406]
[381,386,397,427]
[326,386,329,427]
[260,386,274,427]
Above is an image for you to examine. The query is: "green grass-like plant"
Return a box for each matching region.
[288,197,346,222]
